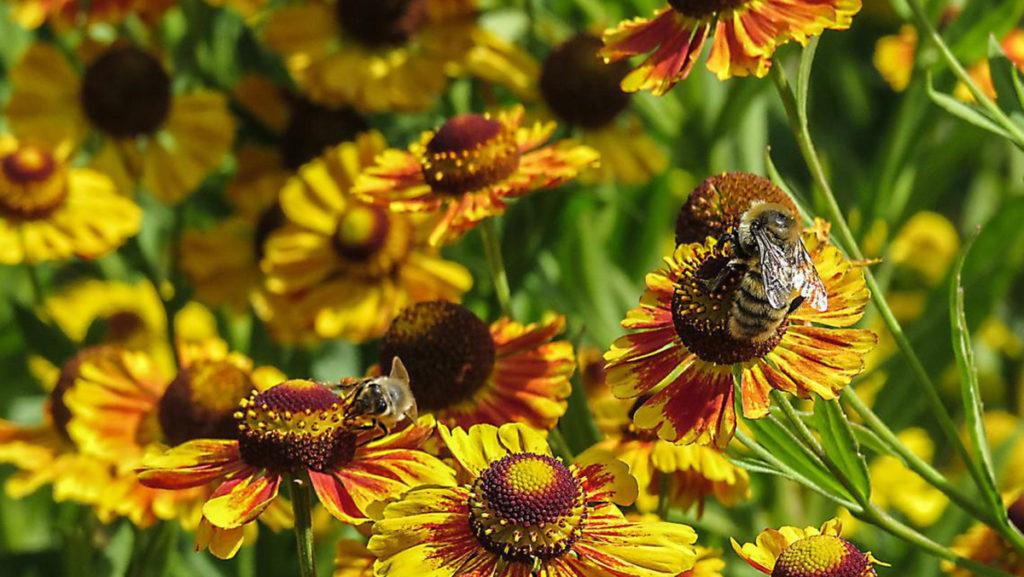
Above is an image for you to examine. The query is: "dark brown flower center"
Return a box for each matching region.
[81,46,172,138]
[676,172,798,245]
[422,114,520,196]
[379,301,495,412]
[771,535,875,577]
[469,453,585,562]
[104,311,147,344]
[540,34,631,129]
[1010,496,1024,533]
[0,146,67,218]
[333,204,391,261]
[671,241,787,364]
[236,380,356,473]
[280,99,368,170]
[335,0,427,48]
[158,360,256,446]
[668,0,749,18]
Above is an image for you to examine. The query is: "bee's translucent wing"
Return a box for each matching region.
[753,230,795,310]
[790,241,828,312]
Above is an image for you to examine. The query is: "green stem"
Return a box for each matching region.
[656,474,671,519]
[24,263,44,308]
[769,63,991,514]
[480,218,513,317]
[903,0,1024,147]
[548,427,575,461]
[291,476,317,577]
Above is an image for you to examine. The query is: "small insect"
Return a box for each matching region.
[706,202,828,342]
[335,357,418,437]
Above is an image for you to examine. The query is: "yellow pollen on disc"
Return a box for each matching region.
[506,458,558,494]
[774,535,847,576]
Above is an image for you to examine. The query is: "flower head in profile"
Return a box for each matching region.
[354,106,599,245]
[369,422,698,577]
[6,42,233,204]
[0,135,139,264]
[261,0,533,112]
[139,378,455,557]
[606,173,876,447]
[600,0,861,94]
[257,132,472,343]
[538,33,667,185]
[733,518,885,576]
[377,301,574,431]
[580,349,749,514]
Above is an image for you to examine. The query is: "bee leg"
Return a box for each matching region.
[787,295,805,314]
[703,259,746,293]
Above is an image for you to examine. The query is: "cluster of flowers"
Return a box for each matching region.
[2,0,1022,576]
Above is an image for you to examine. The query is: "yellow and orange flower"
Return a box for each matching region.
[8,0,173,29]
[0,135,139,264]
[354,106,599,245]
[733,518,885,576]
[537,33,668,185]
[334,539,376,577]
[947,494,1024,577]
[368,422,698,577]
[580,349,749,514]
[600,0,861,94]
[957,29,1024,102]
[261,0,532,112]
[139,379,456,554]
[874,25,918,92]
[377,301,574,431]
[5,42,233,204]
[257,132,472,343]
[606,173,876,447]
[684,546,727,577]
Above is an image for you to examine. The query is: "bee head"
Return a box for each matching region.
[738,202,798,252]
[354,382,389,416]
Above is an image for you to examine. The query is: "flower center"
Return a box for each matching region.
[469,453,585,562]
[676,172,798,245]
[335,0,427,48]
[333,204,391,261]
[379,301,495,412]
[236,380,356,473]
[158,360,256,446]
[280,99,368,170]
[667,0,749,18]
[81,46,172,138]
[772,535,875,577]
[540,34,631,129]
[1010,497,1024,533]
[671,240,787,364]
[0,146,67,218]
[103,310,148,344]
[421,114,521,196]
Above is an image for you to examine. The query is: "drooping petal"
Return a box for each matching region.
[138,440,246,490]
[573,450,638,506]
[201,471,281,529]
[568,503,698,577]
[633,360,736,449]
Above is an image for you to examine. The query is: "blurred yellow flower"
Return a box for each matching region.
[867,428,948,527]
[874,25,917,92]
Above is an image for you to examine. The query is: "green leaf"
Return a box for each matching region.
[926,73,1011,137]
[948,0,1024,63]
[987,35,1024,120]
[745,414,855,503]
[12,303,76,368]
[950,236,1004,521]
[813,398,871,501]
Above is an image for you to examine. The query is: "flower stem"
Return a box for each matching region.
[769,62,994,520]
[24,263,44,308]
[657,474,671,519]
[480,218,513,317]
[903,0,1024,147]
[290,476,317,577]
[548,427,575,461]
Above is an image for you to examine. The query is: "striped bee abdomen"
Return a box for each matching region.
[728,266,788,342]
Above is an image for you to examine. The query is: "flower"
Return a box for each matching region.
[257,132,473,343]
[883,211,959,321]
[874,25,917,92]
[261,0,532,112]
[947,494,1024,576]
[334,539,376,577]
[957,29,1024,102]
[354,106,599,245]
[538,33,668,185]
[0,135,139,264]
[5,42,233,204]
[865,428,947,527]
[599,0,861,94]
[607,173,876,447]
[579,349,749,514]
[684,546,727,577]
[8,0,173,29]
[733,518,884,576]
[368,422,698,577]
[378,301,574,430]
[138,379,456,555]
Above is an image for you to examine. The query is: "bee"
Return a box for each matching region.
[706,202,828,342]
[335,357,418,437]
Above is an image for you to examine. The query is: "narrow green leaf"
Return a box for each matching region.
[813,398,871,501]
[951,237,1004,521]
[948,0,1024,63]
[727,455,786,477]
[796,37,820,120]
[745,415,855,502]
[926,73,1011,137]
[12,303,76,367]
[987,35,1024,119]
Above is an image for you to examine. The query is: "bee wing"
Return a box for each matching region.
[753,230,795,310]
[790,241,829,312]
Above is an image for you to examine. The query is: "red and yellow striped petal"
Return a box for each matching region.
[633,361,736,448]
[573,449,638,507]
[138,439,247,490]
[600,9,710,95]
[202,471,282,529]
